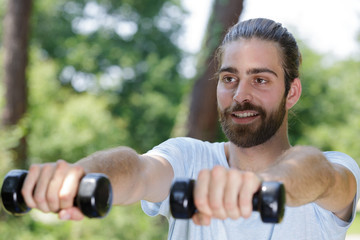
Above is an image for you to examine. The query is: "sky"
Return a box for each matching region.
[181,0,360,59]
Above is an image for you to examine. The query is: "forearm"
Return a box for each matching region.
[259,146,336,207]
[75,146,147,205]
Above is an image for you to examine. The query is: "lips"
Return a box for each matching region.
[232,111,259,118]
[231,111,260,123]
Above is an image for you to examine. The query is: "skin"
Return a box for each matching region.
[192,38,356,225]
[21,38,356,227]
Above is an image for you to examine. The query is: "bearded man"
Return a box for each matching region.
[21,18,360,240]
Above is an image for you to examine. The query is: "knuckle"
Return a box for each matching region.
[224,200,236,211]
[34,194,46,205]
[209,200,222,211]
[194,197,207,209]
[242,171,255,181]
[46,192,58,205]
[59,191,74,203]
[211,166,225,178]
[227,169,240,181]
[56,159,68,170]
[42,163,55,173]
[228,210,240,220]
[72,165,85,176]
[29,164,41,173]
[198,169,209,180]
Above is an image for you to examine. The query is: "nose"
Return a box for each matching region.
[233,81,253,104]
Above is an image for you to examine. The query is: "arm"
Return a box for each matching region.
[259,146,357,221]
[192,146,357,225]
[21,146,173,220]
[76,146,174,205]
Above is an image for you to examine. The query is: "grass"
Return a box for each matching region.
[0,204,168,240]
[347,212,360,235]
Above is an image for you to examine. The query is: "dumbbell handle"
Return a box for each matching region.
[1,169,113,218]
[170,179,285,223]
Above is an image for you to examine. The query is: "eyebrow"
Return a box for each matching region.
[218,66,278,78]
[218,67,239,75]
[246,68,278,77]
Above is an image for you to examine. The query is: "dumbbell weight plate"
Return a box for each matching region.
[1,170,30,215]
[1,170,113,218]
[75,173,113,218]
[169,178,285,223]
[170,179,196,219]
[258,181,285,223]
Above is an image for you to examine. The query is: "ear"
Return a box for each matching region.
[286,78,302,109]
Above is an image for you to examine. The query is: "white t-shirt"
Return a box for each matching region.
[141,137,360,240]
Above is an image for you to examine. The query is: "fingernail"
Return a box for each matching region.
[60,212,71,220]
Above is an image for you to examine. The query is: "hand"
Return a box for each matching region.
[21,160,86,220]
[192,166,262,225]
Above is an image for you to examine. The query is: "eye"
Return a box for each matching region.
[254,77,267,84]
[221,76,237,84]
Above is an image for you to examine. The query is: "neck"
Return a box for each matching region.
[225,121,291,172]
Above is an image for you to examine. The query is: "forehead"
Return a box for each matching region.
[220,38,283,75]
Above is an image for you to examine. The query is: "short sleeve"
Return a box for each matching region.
[323,151,360,225]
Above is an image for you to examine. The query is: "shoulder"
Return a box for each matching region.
[323,151,360,176]
[323,151,360,195]
[323,151,355,161]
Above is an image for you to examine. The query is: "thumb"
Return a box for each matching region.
[58,207,84,221]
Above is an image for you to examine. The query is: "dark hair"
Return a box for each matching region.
[217,18,302,96]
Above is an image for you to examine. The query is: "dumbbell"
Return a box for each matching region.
[170,179,285,223]
[1,169,113,218]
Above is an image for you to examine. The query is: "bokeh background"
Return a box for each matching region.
[1,0,359,239]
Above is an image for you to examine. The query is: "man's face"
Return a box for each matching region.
[217,38,288,148]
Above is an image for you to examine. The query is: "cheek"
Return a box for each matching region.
[216,85,233,109]
[255,94,281,115]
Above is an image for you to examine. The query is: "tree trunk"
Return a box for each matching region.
[2,0,33,168]
[186,0,244,141]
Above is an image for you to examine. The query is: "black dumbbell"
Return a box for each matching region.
[170,179,285,223]
[1,169,113,218]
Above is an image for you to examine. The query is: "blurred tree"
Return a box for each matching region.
[186,0,244,141]
[1,0,33,168]
[28,0,187,153]
[26,52,128,162]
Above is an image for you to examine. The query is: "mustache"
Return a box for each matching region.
[224,102,266,115]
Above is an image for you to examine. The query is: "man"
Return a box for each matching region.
[21,18,359,239]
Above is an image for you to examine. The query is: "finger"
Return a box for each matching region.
[194,169,212,216]
[58,207,84,221]
[46,160,70,212]
[192,212,211,226]
[224,169,242,219]
[22,164,42,209]
[59,165,85,209]
[239,172,262,218]
[208,166,227,219]
[33,164,58,212]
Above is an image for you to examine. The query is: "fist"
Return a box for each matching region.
[21,160,85,220]
[192,166,262,225]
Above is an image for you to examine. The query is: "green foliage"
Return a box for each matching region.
[0,0,186,237]
[28,0,187,153]
[0,205,168,239]
[0,126,19,176]
[1,0,360,238]
[348,212,360,235]
[26,49,128,163]
[290,44,360,164]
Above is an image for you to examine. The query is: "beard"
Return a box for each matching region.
[219,97,286,148]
